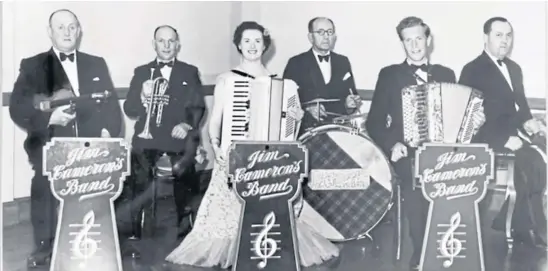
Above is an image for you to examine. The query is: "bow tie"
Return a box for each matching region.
[60,53,75,62]
[157,61,174,68]
[496,59,504,66]
[318,55,330,63]
[410,63,428,72]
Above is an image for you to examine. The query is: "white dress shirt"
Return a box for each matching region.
[313,49,331,84]
[53,47,80,96]
[485,50,519,110]
[157,58,174,80]
[407,58,428,85]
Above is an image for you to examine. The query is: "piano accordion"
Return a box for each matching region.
[222,76,301,145]
[401,82,484,148]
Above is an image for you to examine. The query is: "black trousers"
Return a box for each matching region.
[29,156,58,247]
[115,149,197,236]
[492,145,547,236]
[392,156,429,265]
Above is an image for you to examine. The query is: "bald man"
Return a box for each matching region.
[120,25,205,258]
[9,9,122,268]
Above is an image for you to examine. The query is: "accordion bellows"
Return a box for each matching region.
[222,76,301,147]
[401,82,484,147]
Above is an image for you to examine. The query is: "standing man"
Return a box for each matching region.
[365,16,457,271]
[120,25,205,258]
[9,9,122,268]
[283,17,361,134]
[459,17,547,249]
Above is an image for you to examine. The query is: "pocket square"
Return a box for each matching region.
[343,72,352,81]
[93,77,100,81]
[182,81,188,86]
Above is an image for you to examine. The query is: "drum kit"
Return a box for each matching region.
[294,96,401,259]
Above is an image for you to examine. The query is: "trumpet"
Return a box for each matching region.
[138,75,170,139]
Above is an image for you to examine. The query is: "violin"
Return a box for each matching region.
[33,88,112,113]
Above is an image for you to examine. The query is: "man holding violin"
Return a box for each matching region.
[9,9,122,268]
[120,25,205,258]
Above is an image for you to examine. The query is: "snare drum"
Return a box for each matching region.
[297,124,394,241]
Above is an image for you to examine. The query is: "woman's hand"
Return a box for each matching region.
[287,107,304,121]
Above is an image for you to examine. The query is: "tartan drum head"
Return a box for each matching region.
[297,124,394,241]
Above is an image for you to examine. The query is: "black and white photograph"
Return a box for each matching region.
[1,1,547,271]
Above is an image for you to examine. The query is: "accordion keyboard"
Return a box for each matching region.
[230,80,251,139]
[457,94,483,143]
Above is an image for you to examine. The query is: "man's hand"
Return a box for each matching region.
[390,142,408,162]
[523,118,542,135]
[504,136,523,151]
[48,105,76,126]
[213,145,226,166]
[195,145,206,164]
[171,122,193,139]
[473,106,486,128]
[345,94,361,109]
[140,80,154,104]
[305,104,327,121]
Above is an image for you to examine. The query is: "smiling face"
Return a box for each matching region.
[48,10,81,53]
[238,29,265,62]
[484,21,513,59]
[400,24,431,63]
[153,26,180,61]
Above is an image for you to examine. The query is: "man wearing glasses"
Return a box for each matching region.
[283,17,361,134]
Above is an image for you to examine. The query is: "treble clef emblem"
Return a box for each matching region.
[71,211,100,266]
[439,212,464,267]
[252,212,280,269]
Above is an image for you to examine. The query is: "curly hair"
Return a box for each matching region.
[232,21,272,54]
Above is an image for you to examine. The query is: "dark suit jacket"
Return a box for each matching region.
[283,49,356,133]
[123,59,205,159]
[365,61,456,184]
[458,51,533,151]
[9,48,122,162]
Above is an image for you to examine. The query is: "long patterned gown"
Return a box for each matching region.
[165,72,340,268]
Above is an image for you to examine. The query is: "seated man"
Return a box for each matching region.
[119,25,205,258]
[458,16,547,249]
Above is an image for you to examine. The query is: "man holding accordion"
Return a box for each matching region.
[120,25,206,258]
[366,16,464,271]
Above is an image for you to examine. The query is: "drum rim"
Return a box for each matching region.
[296,123,397,242]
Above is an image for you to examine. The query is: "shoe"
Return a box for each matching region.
[27,241,52,268]
[121,238,141,259]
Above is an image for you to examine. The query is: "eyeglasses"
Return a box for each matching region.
[311,29,335,36]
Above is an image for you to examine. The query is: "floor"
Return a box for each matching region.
[3,191,547,271]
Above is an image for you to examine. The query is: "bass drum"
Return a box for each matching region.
[295,124,395,241]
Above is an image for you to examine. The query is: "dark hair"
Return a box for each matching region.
[154,25,179,40]
[396,16,430,40]
[233,21,271,54]
[49,9,79,26]
[307,17,335,33]
[483,17,510,34]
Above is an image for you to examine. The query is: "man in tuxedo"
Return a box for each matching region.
[459,17,547,249]
[120,25,205,257]
[365,16,457,270]
[283,17,361,134]
[9,9,122,268]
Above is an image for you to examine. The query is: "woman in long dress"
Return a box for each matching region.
[165,21,340,269]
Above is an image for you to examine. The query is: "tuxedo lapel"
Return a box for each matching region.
[330,52,342,83]
[43,49,72,93]
[397,60,418,88]
[306,49,326,89]
[479,52,513,93]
